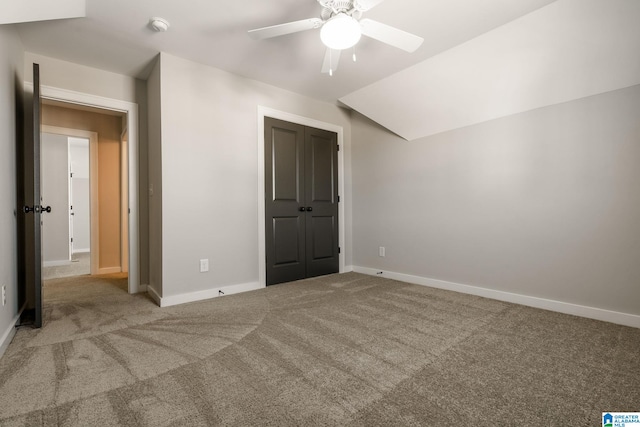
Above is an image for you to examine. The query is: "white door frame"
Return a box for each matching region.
[67,145,73,259]
[120,127,129,273]
[29,83,142,294]
[42,126,98,272]
[257,106,346,287]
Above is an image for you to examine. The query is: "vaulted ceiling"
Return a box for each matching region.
[340,0,640,139]
[6,0,640,140]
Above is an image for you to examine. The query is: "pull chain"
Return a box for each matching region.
[329,49,333,76]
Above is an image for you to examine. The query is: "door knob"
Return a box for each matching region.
[306,207,313,212]
[299,207,306,212]
[23,205,51,213]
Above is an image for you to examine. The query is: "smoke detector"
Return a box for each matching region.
[149,17,170,32]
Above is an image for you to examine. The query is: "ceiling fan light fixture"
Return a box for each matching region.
[320,13,361,50]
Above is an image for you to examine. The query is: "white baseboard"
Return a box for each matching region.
[72,249,90,254]
[0,313,20,359]
[155,281,264,308]
[98,267,122,275]
[343,265,354,273]
[353,266,640,329]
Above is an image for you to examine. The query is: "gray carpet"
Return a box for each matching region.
[42,253,91,280]
[0,272,638,426]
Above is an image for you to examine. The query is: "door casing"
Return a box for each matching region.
[257,106,346,287]
[27,83,142,294]
[42,126,99,273]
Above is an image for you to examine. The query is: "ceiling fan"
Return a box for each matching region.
[248,0,424,75]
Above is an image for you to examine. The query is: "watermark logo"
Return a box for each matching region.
[603,412,640,427]
[604,413,613,427]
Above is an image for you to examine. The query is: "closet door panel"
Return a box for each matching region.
[265,118,306,285]
[305,126,339,278]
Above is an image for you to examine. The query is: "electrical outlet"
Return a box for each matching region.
[2,285,6,306]
[379,246,386,257]
[199,259,209,273]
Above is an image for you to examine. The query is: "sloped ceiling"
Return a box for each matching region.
[11,0,556,102]
[8,0,639,140]
[0,0,85,24]
[340,0,640,140]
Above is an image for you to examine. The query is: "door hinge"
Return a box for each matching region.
[70,237,73,243]
[70,172,73,178]
[337,144,340,152]
[337,195,340,203]
[338,247,341,254]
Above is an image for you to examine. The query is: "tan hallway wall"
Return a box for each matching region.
[41,104,123,271]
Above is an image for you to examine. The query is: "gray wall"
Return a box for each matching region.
[156,53,352,298]
[135,78,149,287]
[146,56,163,297]
[351,84,640,316]
[0,26,23,356]
[24,53,138,103]
[41,133,70,263]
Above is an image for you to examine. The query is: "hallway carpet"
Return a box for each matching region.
[42,252,91,280]
[0,273,638,426]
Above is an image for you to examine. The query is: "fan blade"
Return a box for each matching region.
[354,0,386,11]
[248,18,323,40]
[321,48,341,74]
[359,19,424,52]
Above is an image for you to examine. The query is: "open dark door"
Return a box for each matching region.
[19,63,45,328]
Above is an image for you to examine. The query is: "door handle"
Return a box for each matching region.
[306,207,313,212]
[299,207,306,212]
[23,205,51,213]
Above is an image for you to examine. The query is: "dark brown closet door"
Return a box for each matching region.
[265,117,338,285]
[304,126,339,278]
